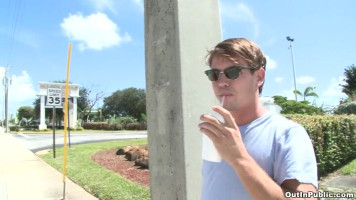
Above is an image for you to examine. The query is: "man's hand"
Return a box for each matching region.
[199,106,248,164]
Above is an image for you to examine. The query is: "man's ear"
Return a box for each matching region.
[257,67,265,85]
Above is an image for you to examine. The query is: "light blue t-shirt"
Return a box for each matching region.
[201,112,318,200]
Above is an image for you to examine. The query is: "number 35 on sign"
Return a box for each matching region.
[47,88,62,106]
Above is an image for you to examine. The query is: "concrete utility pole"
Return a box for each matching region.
[4,67,9,133]
[286,36,298,101]
[145,0,221,199]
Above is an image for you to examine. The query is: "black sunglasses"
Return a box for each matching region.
[204,66,254,81]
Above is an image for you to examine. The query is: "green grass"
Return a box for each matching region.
[13,129,146,134]
[39,138,356,200]
[39,139,150,200]
[340,159,356,175]
[320,158,356,199]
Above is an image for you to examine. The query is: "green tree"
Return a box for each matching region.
[272,95,324,115]
[294,86,319,101]
[17,106,34,122]
[334,101,356,115]
[340,64,356,99]
[103,87,146,120]
[77,86,105,122]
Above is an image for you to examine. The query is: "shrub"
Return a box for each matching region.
[33,129,50,132]
[289,114,356,177]
[334,101,356,115]
[111,116,136,128]
[126,123,147,130]
[21,125,38,130]
[83,122,123,130]
[76,127,84,131]
[273,96,324,115]
[9,126,20,132]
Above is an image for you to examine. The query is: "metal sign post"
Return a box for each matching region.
[47,88,62,159]
[52,106,56,158]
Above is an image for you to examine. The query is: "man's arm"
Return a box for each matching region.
[199,107,317,200]
[229,152,317,200]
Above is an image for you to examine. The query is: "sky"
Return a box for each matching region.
[0,0,355,119]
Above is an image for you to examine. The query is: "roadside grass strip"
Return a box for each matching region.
[39,139,149,200]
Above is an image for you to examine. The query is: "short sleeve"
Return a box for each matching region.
[273,125,318,188]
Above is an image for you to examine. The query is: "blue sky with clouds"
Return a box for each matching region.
[0,0,355,118]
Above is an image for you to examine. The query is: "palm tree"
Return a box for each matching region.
[294,87,319,101]
[340,64,356,99]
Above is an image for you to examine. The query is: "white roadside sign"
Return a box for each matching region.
[47,88,62,107]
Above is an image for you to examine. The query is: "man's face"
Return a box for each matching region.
[210,56,262,111]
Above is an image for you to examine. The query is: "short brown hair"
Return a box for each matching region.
[206,38,267,94]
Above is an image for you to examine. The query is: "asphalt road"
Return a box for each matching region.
[11,131,147,153]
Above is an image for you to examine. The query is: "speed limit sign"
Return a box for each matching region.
[47,88,62,106]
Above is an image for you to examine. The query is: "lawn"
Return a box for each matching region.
[39,139,150,200]
[39,137,356,200]
[13,129,146,134]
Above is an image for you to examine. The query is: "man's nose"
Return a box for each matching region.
[217,72,230,87]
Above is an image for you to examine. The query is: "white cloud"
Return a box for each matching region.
[296,76,316,85]
[9,71,37,104]
[275,77,284,83]
[0,66,5,78]
[265,55,277,70]
[85,0,116,14]
[0,70,37,116]
[317,76,347,107]
[281,88,297,101]
[323,76,345,97]
[61,12,132,51]
[220,2,259,38]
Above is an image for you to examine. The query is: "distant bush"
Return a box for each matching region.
[9,126,20,132]
[33,129,50,132]
[19,125,38,130]
[76,127,84,131]
[334,101,356,115]
[273,96,324,115]
[83,122,123,130]
[126,123,147,130]
[110,116,137,128]
[289,114,356,177]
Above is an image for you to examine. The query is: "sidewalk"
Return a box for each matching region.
[0,127,98,200]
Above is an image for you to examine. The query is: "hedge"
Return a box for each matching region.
[289,114,356,177]
[82,122,147,131]
[334,101,356,114]
[83,122,123,130]
[125,123,147,130]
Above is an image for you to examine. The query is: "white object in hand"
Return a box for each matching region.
[202,96,225,162]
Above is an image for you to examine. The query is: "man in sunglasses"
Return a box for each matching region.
[199,38,318,200]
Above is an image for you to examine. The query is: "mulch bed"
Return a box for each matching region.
[91,147,150,188]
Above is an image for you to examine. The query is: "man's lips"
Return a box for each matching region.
[219,93,233,97]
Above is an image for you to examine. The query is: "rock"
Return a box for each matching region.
[125,150,140,161]
[116,146,132,155]
[119,145,149,165]
[135,157,149,169]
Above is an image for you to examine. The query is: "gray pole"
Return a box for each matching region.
[52,106,56,158]
[4,68,9,133]
[287,36,298,101]
[145,0,221,199]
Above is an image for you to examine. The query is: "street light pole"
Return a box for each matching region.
[4,67,9,133]
[286,36,298,101]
